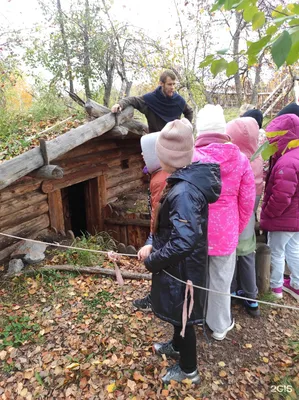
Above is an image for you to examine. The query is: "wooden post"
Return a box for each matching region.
[255,243,271,294]
[48,190,65,233]
[85,177,103,234]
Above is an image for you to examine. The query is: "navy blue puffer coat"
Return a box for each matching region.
[144,162,221,326]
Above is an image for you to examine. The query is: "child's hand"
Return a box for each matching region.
[137,245,153,261]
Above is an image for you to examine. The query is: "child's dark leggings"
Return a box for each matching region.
[172,325,197,373]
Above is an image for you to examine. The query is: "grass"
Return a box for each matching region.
[0,315,40,350]
[62,232,116,267]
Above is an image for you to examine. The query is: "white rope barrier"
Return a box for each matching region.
[1,232,299,312]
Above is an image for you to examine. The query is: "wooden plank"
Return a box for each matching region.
[0,191,47,218]
[0,201,49,230]
[104,218,150,227]
[41,164,108,193]
[0,214,50,251]
[127,225,144,249]
[119,226,128,246]
[99,175,107,208]
[57,148,121,169]
[0,106,134,191]
[48,190,65,232]
[85,177,103,234]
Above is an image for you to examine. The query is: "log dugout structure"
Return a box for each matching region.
[0,135,150,262]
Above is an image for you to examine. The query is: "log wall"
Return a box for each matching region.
[0,135,146,262]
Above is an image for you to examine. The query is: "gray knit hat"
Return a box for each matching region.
[155,118,194,169]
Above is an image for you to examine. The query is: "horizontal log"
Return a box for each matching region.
[58,149,122,170]
[7,264,152,281]
[107,179,145,200]
[0,214,50,251]
[55,139,118,161]
[41,164,108,193]
[105,218,150,227]
[0,106,134,191]
[107,169,144,189]
[0,200,49,230]
[0,179,41,202]
[0,241,22,263]
[29,165,64,180]
[0,191,47,218]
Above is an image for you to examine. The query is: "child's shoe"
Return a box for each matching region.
[244,300,260,317]
[132,294,152,312]
[271,287,283,299]
[237,290,260,317]
[212,319,235,341]
[162,364,200,384]
[153,341,180,360]
[282,278,299,302]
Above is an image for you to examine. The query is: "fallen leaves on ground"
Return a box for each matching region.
[0,267,298,399]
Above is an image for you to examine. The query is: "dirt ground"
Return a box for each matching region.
[0,256,298,400]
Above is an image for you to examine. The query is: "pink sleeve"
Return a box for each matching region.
[238,157,256,234]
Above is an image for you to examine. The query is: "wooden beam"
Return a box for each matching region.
[0,106,134,191]
[29,165,64,180]
[41,164,108,193]
[48,190,65,233]
[85,177,103,234]
[104,218,150,227]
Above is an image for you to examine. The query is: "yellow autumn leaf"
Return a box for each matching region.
[65,362,80,370]
[282,139,299,155]
[245,343,252,348]
[106,382,117,393]
[218,361,226,367]
[219,370,227,377]
[263,357,269,363]
[266,130,288,138]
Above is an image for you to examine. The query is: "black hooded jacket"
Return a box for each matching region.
[144,162,221,326]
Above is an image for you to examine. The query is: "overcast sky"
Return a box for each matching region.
[1,0,176,38]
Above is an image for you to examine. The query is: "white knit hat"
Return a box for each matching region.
[140,132,161,174]
[196,104,226,136]
[156,118,194,169]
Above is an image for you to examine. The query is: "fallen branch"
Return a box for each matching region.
[5,264,151,280]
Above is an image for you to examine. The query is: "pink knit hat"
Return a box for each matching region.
[155,118,194,169]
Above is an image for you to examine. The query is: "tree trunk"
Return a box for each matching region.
[250,52,264,106]
[83,0,92,98]
[56,0,74,93]
[233,11,244,107]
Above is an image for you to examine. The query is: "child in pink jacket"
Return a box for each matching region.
[193,105,255,340]
[227,117,263,317]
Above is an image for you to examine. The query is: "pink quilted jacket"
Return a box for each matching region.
[193,140,256,256]
[226,117,263,196]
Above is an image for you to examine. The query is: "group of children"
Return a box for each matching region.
[134,102,299,384]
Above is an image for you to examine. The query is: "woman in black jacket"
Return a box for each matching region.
[144,118,221,384]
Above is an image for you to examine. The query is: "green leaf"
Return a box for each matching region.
[211,0,226,12]
[217,48,230,55]
[35,372,44,386]
[289,18,299,26]
[265,130,288,138]
[286,40,299,65]
[248,54,258,66]
[271,31,292,68]
[226,60,239,76]
[247,35,271,56]
[199,54,215,68]
[262,142,278,160]
[266,25,278,35]
[291,4,299,15]
[211,58,227,77]
[250,141,269,162]
[252,12,265,30]
[243,5,259,22]
[236,0,253,12]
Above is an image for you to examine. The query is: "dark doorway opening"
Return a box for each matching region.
[66,181,87,236]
